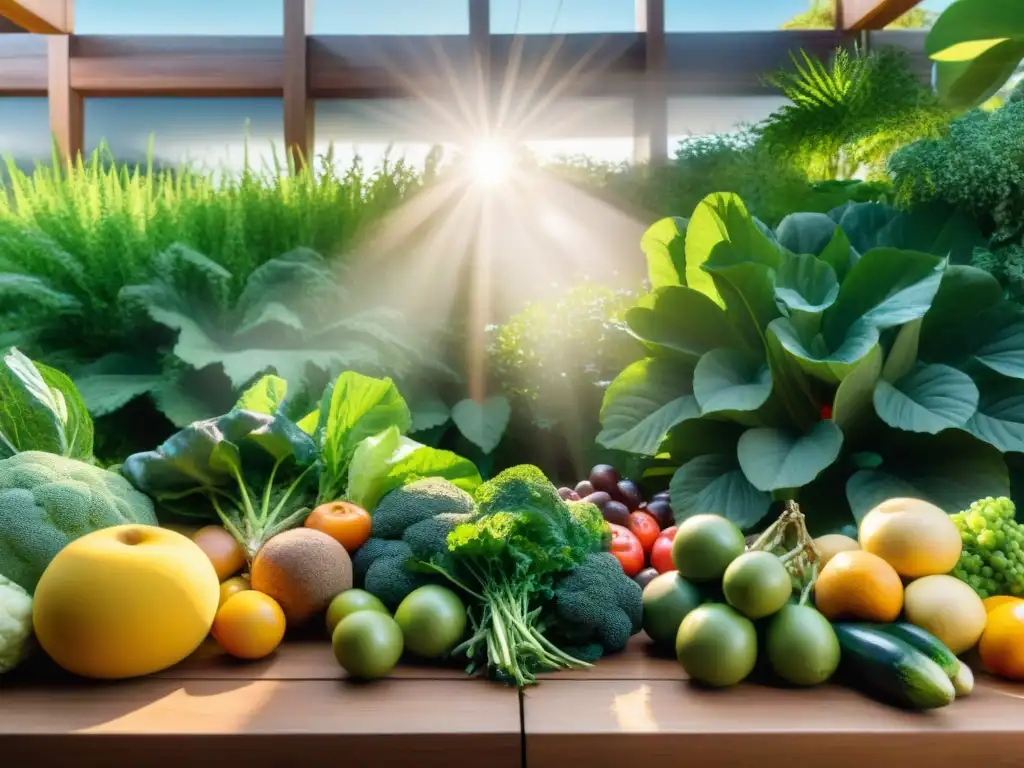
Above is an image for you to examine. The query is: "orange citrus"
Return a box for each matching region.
[212,590,286,660]
[193,525,246,581]
[984,595,1023,614]
[979,602,1024,680]
[813,550,903,622]
[305,501,372,553]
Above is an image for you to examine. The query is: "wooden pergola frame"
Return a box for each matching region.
[0,0,926,168]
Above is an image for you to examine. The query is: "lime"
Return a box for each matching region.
[671,515,745,581]
[675,603,757,687]
[394,585,467,659]
[765,604,840,686]
[332,611,403,679]
[722,551,792,619]
[326,589,389,636]
[642,572,702,648]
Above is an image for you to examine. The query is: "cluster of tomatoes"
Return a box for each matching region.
[609,513,678,587]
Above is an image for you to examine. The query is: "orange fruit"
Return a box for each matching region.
[305,501,372,553]
[219,575,251,608]
[813,550,903,622]
[984,595,1023,614]
[212,591,286,660]
[192,525,246,581]
[979,602,1024,680]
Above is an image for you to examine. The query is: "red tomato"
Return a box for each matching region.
[628,511,661,554]
[650,526,678,574]
[609,523,645,577]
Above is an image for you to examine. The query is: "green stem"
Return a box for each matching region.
[260,458,282,525]
[264,463,316,525]
[211,496,247,552]
[418,562,485,602]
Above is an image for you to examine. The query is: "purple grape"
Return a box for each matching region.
[589,464,621,494]
[646,499,675,529]
[634,568,659,591]
[652,490,671,502]
[557,487,574,501]
[617,479,643,511]
[602,500,631,527]
[581,491,611,511]
[575,480,596,497]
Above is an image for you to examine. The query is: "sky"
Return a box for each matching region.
[0,0,958,171]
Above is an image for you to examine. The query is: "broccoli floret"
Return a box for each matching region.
[0,451,158,593]
[549,552,643,658]
[372,477,475,539]
[352,478,478,611]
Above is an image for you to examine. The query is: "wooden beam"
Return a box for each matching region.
[840,0,925,31]
[0,33,46,94]
[47,34,82,164]
[0,0,72,33]
[283,0,313,168]
[634,0,667,166]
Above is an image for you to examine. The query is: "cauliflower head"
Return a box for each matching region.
[0,572,33,674]
[0,451,158,593]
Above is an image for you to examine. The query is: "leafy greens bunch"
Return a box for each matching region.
[122,370,482,559]
[415,465,634,687]
[598,192,1024,534]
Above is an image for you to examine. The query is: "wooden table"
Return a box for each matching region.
[4,634,1024,767]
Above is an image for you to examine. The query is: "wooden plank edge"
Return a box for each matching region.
[0,0,72,34]
[841,0,926,31]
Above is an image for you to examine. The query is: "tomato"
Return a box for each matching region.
[192,525,246,581]
[218,574,250,608]
[628,511,661,553]
[212,590,286,660]
[609,523,645,577]
[650,526,679,574]
[305,501,372,552]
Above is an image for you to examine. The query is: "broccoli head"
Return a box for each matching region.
[0,451,158,593]
[549,551,643,659]
[352,478,478,611]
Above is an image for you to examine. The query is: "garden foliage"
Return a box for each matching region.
[598,192,1024,533]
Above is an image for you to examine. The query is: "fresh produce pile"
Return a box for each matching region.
[557,464,679,588]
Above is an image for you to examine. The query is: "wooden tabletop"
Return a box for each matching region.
[4,634,1024,768]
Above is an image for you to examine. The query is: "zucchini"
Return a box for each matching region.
[872,622,975,697]
[833,624,955,710]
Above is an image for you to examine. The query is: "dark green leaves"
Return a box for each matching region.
[737,420,843,493]
[873,363,979,434]
[693,349,773,418]
[625,286,742,364]
[0,347,93,460]
[669,454,772,529]
[451,395,511,455]
[597,358,700,456]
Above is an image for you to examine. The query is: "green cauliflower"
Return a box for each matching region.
[352,477,477,611]
[0,451,158,593]
[547,551,644,662]
[0,572,33,674]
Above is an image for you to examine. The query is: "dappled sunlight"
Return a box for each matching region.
[611,683,661,732]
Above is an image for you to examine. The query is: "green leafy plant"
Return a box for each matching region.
[927,0,1024,109]
[759,46,953,181]
[598,192,1024,533]
[781,0,935,30]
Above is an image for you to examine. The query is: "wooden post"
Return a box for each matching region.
[47,33,82,166]
[634,0,667,167]
[0,0,73,33]
[283,0,314,169]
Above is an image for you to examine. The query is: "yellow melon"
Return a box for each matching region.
[32,524,220,679]
[858,497,962,578]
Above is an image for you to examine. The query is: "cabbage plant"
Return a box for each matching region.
[598,192,1024,533]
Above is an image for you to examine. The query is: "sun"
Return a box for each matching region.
[468,138,512,186]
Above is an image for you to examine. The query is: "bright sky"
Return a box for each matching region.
[0,0,957,171]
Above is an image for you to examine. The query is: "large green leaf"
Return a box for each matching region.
[408,394,452,432]
[830,202,899,255]
[451,395,511,455]
[846,432,1010,520]
[882,319,922,383]
[933,41,1024,108]
[974,320,1024,379]
[926,0,1024,61]
[832,343,883,436]
[768,316,879,384]
[75,373,164,417]
[818,226,856,283]
[692,348,773,418]
[669,454,772,529]
[873,363,979,435]
[234,375,289,415]
[641,216,688,290]
[703,246,782,354]
[597,358,700,456]
[774,212,839,256]
[775,252,839,314]
[823,248,945,348]
[964,374,1024,454]
[625,286,744,364]
[919,265,1009,364]
[736,420,843,493]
